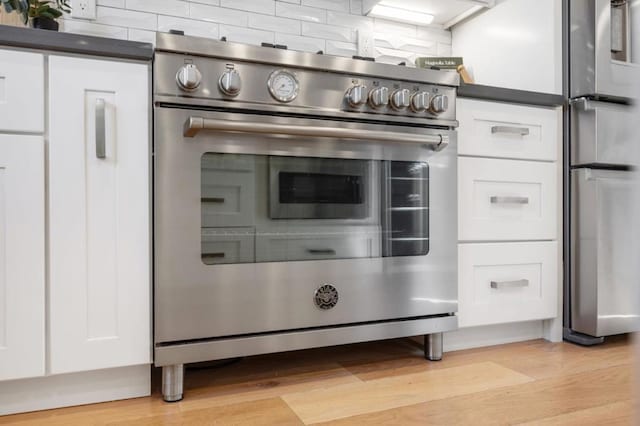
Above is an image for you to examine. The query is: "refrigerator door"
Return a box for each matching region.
[571,168,640,337]
[571,98,636,166]
[570,0,640,99]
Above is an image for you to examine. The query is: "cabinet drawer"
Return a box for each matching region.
[202,228,255,265]
[0,49,44,133]
[458,242,558,327]
[457,98,559,161]
[459,157,557,241]
[256,227,381,262]
[201,155,255,227]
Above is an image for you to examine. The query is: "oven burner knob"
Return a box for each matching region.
[346,85,367,107]
[410,91,429,112]
[429,94,449,114]
[219,69,242,96]
[176,64,202,91]
[368,87,389,108]
[390,89,411,110]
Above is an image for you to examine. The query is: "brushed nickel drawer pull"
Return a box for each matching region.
[202,197,225,203]
[202,252,226,259]
[95,98,106,159]
[491,125,530,136]
[490,196,529,204]
[490,279,529,289]
[307,249,337,255]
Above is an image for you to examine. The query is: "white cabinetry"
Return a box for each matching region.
[451,0,562,94]
[0,135,45,381]
[457,98,561,330]
[0,50,44,133]
[48,56,150,374]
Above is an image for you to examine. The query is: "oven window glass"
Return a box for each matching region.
[201,153,429,265]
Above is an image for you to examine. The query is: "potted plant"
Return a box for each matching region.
[1,0,71,31]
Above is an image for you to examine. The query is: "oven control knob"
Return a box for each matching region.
[410,91,429,112]
[390,89,411,110]
[346,85,367,107]
[429,94,449,114]
[219,69,242,96]
[368,87,389,108]
[176,64,202,91]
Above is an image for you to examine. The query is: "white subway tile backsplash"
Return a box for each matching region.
[220,0,275,15]
[276,2,326,23]
[158,15,220,40]
[62,20,129,40]
[126,0,189,18]
[61,0,451,64]
[96,6,157,31]
[219,24,274,45]
[190,3,248,26]
[98,0,124,7]
[302,21,354,42]
[128,28,156,44]
[325,39,356,57]
[248,13,300,35]
[275,33,324,53]
[302,0,348,12]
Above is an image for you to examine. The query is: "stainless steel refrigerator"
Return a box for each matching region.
[565,0,640,344]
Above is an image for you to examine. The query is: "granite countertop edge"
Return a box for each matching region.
[458,82,566,107]
[0,25,153,61]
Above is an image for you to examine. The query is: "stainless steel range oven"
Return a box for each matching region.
[153,33,459,402]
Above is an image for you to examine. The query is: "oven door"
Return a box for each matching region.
[155,107,457,344]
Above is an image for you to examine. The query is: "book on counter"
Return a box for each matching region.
[415,57,463,70]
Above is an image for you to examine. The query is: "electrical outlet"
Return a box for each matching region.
[357,30,375,58]
[71,0,96,20]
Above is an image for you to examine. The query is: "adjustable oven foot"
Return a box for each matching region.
[424,332,443,361]
[162,364,184,402]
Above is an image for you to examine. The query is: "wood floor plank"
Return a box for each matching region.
[107,397,303,426]
[314,363,632,426]
[517,400,634,426]
[282,361,533,424]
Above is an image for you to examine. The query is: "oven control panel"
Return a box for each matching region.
[155,52,457,124]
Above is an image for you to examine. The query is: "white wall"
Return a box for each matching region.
[61,0,452,65]
[451,0,562,94]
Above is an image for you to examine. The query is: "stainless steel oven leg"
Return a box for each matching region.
[162,364,184,402]
[424,332,443,361]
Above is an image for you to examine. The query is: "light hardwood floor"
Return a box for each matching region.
[0,336,635,425]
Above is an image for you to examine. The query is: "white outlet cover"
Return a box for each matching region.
[71,0,96,20]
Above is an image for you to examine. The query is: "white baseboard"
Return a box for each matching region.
[0,364,150,416]
[442,320,545,352]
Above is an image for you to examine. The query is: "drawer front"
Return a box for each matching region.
[458,241,558,327]
[459,157,557,241]
[457,98,559,161]
[202,228,255,265]
[0,49,44,133]
[256,227,381,262]
[201,155,255,227]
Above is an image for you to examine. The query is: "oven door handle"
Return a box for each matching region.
[183,117,449,151]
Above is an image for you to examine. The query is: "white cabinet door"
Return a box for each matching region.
[458,157,557,241]
[0,49,44,133]
[457,98,559,162]
[0,135,45,381]
[48,56,150,374]
[458,242,558,328]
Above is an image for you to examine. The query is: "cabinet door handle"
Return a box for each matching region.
[202,252,226,259]
[202,197,225,203]
[490,196,529,204]
[491,126,529,136]
[490,279,529,289]
[95,98,106,159]
[307,249,336,255]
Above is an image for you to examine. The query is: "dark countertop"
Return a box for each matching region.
[458,82,566,107]
[0,25,153,61]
